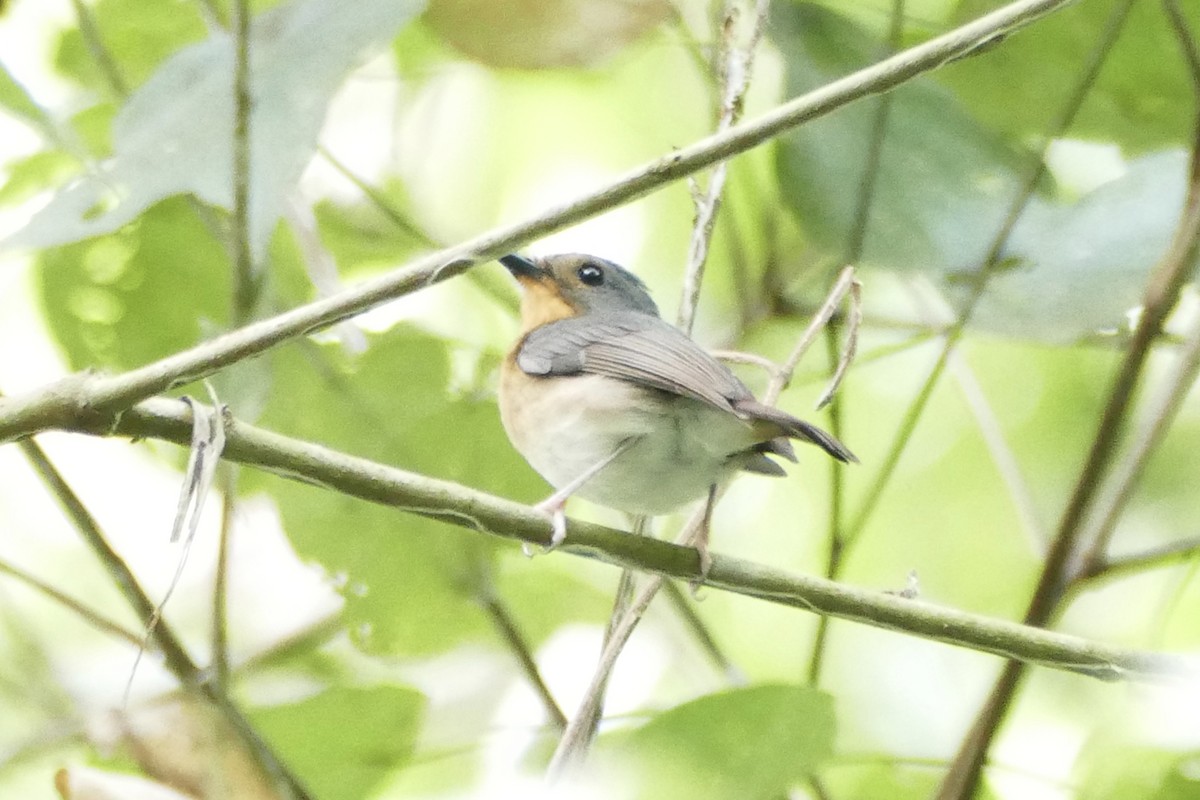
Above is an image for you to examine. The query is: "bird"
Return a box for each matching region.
[498,252,856,565]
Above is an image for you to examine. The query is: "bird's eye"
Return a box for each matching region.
[577,264,604,286]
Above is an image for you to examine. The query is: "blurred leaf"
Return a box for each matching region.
[423,0,671,68]
[12,0,425,259]
[821,762,994,800]
[313,192,432,278]
[957,149,1191,342]
[37,197,230,371]
[53,0,207,93]
[940,0,1200,153]
[603,684,835,800]
[70,102,117,157]
[772,2,1031,274]
[0,62,49,132]
[1076,743,1200,800]
[0,150,79,207]
[253,685,426,800]
[244,329,546,654]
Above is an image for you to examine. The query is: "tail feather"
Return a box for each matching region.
[735,398,858,464]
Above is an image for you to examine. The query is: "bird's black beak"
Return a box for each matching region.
[500,254,545,280]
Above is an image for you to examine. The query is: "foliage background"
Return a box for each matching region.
[1,0,1199,798]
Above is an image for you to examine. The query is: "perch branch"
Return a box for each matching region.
[44,396,1189,685]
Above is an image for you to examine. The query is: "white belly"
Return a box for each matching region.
[500,372,761,515]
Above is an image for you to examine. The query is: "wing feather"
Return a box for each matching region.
[516,312,857,463]
[517,313,750,412]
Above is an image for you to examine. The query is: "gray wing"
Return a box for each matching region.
[516,312,752,412]
[517,313,858,464]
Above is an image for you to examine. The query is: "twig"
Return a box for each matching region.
[549,515,652,776]
[948,351,1045,552]
[231,0,258,319]
[661,579,745,683]
[477,590,568,731]
[676,0,771,334]
[317,145,438,248]
[1078,300,1200,569]
[68,0,129,98]
[1074,0,1200,569]
[0,557,143,648]
[45,395,1191,683]
[212,469,236,691]
[1164,0,1200,90]
[0,0,1080,444]
[764,266,859,405]
[1078,536,1200,584]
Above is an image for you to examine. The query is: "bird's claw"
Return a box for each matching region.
[689,541,713,596]
[523,499,568,557]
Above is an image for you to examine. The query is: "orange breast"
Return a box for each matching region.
[515,275,577,332]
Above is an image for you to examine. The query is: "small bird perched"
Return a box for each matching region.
[498,253,856,558]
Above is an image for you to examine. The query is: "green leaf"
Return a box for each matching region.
[313,192,432,279]
[252,685,426,800]
[0,61,50,132]
[940,0,1200,153]
[0,150,79,207]
[36,197,230,371]
[603,684,835,800]
[956,150,1190,342]
[772,2,1031,274]
[53,0,207,93]
[1077,744,1200,800]
[243,328,547,654]
[14,0,425,259]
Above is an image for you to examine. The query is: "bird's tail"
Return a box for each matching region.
[736,398,858,464]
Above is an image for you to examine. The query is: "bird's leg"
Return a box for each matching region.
[523,437,640,556]
[690,484,719,587]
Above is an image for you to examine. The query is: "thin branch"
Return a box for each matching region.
[1079,536,1200,584]
[0,557,143,648]
[317,145,438,248]
[212,469,236,691]
[845,0,906,264]
[661,579,745,683]
[548,575,666,781]
[68,0,129,98]
[1164,0,1200,90]
[676,0,771,334]
[231,0,257,319]
[17,436,313,800]
[0,0,1079,444]
[1078,299,1200,569]
[764,266,859,405]
[1075,0,1200,567]
[46,395,1190,683]
[476,590,568,731]
[949,351,1046,553]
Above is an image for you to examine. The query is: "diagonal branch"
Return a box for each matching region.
[0,0,1077,444]
[47,395,1189,684]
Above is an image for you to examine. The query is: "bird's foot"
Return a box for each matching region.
[522,497,568,557]
[689,538,713,596]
